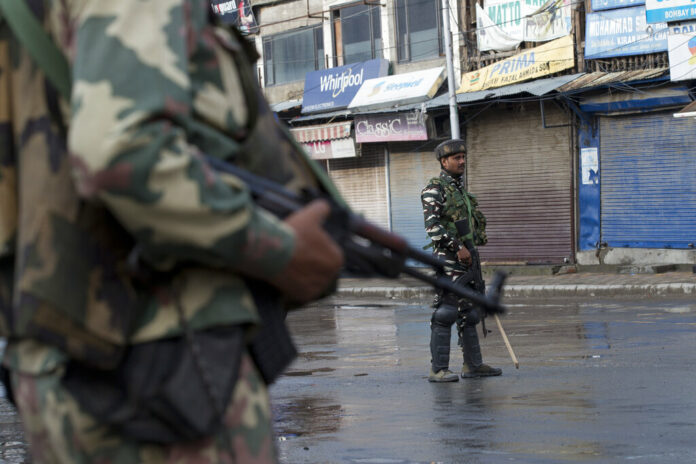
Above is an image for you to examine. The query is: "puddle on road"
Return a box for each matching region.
[274,399,343,438]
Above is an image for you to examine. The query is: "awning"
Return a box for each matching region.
[556,69,669,93]
[290,72,585,123]
[289,121,352,143]
[457,73,585,103]
[270,99,302,113]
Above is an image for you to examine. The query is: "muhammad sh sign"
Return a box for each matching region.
[458,35,575,93]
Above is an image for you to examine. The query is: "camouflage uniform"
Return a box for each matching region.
[0,1,325,462]
[422,164,499,379]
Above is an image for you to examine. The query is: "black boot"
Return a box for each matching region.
[460,326,501,378]
[429,323,458,382]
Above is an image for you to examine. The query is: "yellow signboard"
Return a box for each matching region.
[458,35,575,93]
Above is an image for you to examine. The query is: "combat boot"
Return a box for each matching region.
[428,369,459,382]
[460,326,502,378]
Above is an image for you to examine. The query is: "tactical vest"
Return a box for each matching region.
[428,177,488,249]
[0,12,330,369]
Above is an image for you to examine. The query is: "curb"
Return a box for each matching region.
[336,283,696,299]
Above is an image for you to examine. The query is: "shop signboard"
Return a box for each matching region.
[458,35,574,92]
[301,138,357,160]
[585,6,668,59]
[668,21,696,81]
[591,0,644,12]
[349,67,445,112]
[354,113,427,143]
[646,0,696,23]
[477,0,573,51]
[301,59,389,114]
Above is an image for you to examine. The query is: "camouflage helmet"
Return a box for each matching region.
[435,139,466,160]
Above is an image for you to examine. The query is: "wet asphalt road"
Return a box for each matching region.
[1,296,695,463]
[271,296,696,464]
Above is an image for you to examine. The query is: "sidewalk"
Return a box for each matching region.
[337,267,696,299]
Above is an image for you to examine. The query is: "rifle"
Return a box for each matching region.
[455,219,519,368]
[205,156,507,316]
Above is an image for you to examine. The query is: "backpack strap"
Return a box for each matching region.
[0,0,71,100]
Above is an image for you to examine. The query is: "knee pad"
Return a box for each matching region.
[462,307,481,326]
[432,303,458,326]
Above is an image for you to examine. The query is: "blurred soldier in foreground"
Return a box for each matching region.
[421,139,501,382]
[0,1,343,462]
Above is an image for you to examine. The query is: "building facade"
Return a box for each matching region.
[213,0,696,266]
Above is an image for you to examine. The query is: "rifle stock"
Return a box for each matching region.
[206,156,506,315]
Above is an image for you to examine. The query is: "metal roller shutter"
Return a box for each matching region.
[467,102,574,264]
[327,144,390,230]
[600,112,696,248]
[388,141,441,250]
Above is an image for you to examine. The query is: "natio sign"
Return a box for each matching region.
[302,59,389,114]
[354,113,427,143]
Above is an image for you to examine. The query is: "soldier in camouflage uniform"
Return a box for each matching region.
[421,139,501,382]
[0,1,344,462]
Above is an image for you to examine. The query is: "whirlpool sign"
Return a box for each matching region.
[301,59,389,114]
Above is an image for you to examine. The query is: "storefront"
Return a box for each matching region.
[289,121,390,230]
[575,84,696,253]
[465,101,575,264]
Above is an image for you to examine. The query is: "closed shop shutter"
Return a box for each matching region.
[600,112,696,248]
[467,103,573,264]
[328,144,390,230]
[388,141,441,251]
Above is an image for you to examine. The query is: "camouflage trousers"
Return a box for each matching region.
[11,352,278,464]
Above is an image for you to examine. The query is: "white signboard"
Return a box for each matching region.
[348,67,445,112]
[581,148,599,185]
[478,0,573,51]
[668,22,696,82]
[302,138,357,160]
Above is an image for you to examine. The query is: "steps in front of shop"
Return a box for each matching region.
[482,263,696,278]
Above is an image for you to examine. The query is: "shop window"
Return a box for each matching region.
[395,0,443,62]
[332,3,382,66]
[263,26,324,86]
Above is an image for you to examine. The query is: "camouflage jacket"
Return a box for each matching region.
[421,169,487,274]
[0,0,321,372]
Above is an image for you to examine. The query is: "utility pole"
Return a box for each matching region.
[442,0,460,139]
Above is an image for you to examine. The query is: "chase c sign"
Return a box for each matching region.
[302,59,389,114]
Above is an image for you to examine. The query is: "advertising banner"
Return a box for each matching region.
[211,0,258,34]
[301,59,389,114]
[349,67,446,112]
[458,35,575,93]
[646,0,696,23]
[354,113,427,143]
[585,6,668,59]
[477,0,573,51]
[668,21,696,81]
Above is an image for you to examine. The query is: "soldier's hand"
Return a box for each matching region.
[269,200,344,303]
[456,246,472,265]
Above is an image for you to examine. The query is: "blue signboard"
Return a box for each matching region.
[646,0,696,23]
[585,6,668,59]
[592,0,644,11]
[301,59,389,114]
